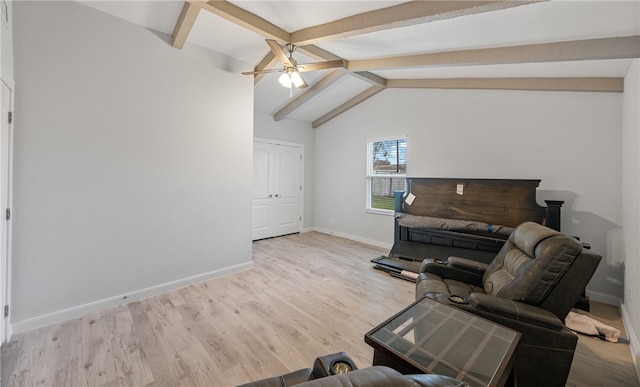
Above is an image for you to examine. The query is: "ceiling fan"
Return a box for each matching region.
[243,39,345,95]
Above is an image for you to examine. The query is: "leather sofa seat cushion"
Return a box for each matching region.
[482,222,582,304]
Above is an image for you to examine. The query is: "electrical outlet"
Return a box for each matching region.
[330,218,334,225]
[628,287,633,302]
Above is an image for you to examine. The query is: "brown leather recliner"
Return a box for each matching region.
[415,221,601,387]
[237,352,468,387]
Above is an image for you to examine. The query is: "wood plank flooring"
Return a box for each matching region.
[1,232,638,386]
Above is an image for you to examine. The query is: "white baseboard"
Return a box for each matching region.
[620,303,640,382]
[313,227,392,250]
[585,289,622,306]
[5,321,11,344]
[10,261,253,336]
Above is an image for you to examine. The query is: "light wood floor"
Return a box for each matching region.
[1,232,638,386]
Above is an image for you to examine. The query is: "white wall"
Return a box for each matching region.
[622,58,640,377]
[315,87,624,302]
[1,0,13,82]
[254,111,315,229]
[11,1,254,331]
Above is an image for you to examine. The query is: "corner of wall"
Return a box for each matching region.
[622,58,640,383]
[312,227,392,250]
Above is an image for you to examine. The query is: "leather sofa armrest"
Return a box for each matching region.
[420,259,483,286]
[469,293,565,330]
[447,257,488,275]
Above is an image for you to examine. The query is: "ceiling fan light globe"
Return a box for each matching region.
[290,72,304,88]
[278,72,292,88]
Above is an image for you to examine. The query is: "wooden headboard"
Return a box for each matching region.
[402,178,562,230]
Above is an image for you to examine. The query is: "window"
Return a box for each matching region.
[366,137,407,212]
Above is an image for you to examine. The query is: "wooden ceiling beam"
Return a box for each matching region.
[172,2,202,49]
[351,72,387,87]
[200,1,290,44]
[297,44,343,62]
[291,1,541,46]
[348,35,640,71]
[312,86,386,128]
[312,75,624,128]
[274,70,346,122]
[312,76,623,128]
[387,77,624,93]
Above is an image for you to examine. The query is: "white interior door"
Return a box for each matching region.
[0,80,12,343]
[252,142,273,240]
[273,145,301,236]
[252,140,302,241]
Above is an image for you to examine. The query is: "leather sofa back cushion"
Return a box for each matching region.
[482,222,582,304]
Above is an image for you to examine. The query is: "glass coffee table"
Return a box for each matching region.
[365,296,521,387]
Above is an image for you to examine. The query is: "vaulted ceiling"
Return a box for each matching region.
[82,1,640,127]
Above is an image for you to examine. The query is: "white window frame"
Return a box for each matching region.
[366,136,407,215]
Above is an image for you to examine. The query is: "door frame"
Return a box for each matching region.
[0,78,13,344]
[253,137,304,240]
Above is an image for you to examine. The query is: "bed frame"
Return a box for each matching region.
[393,178,563,261]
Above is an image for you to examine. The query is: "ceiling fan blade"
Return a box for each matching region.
[242,68,282,76]
[297,60,345,72]
[266,39,294,68]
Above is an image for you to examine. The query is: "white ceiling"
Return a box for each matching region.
[80,0,640,125]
